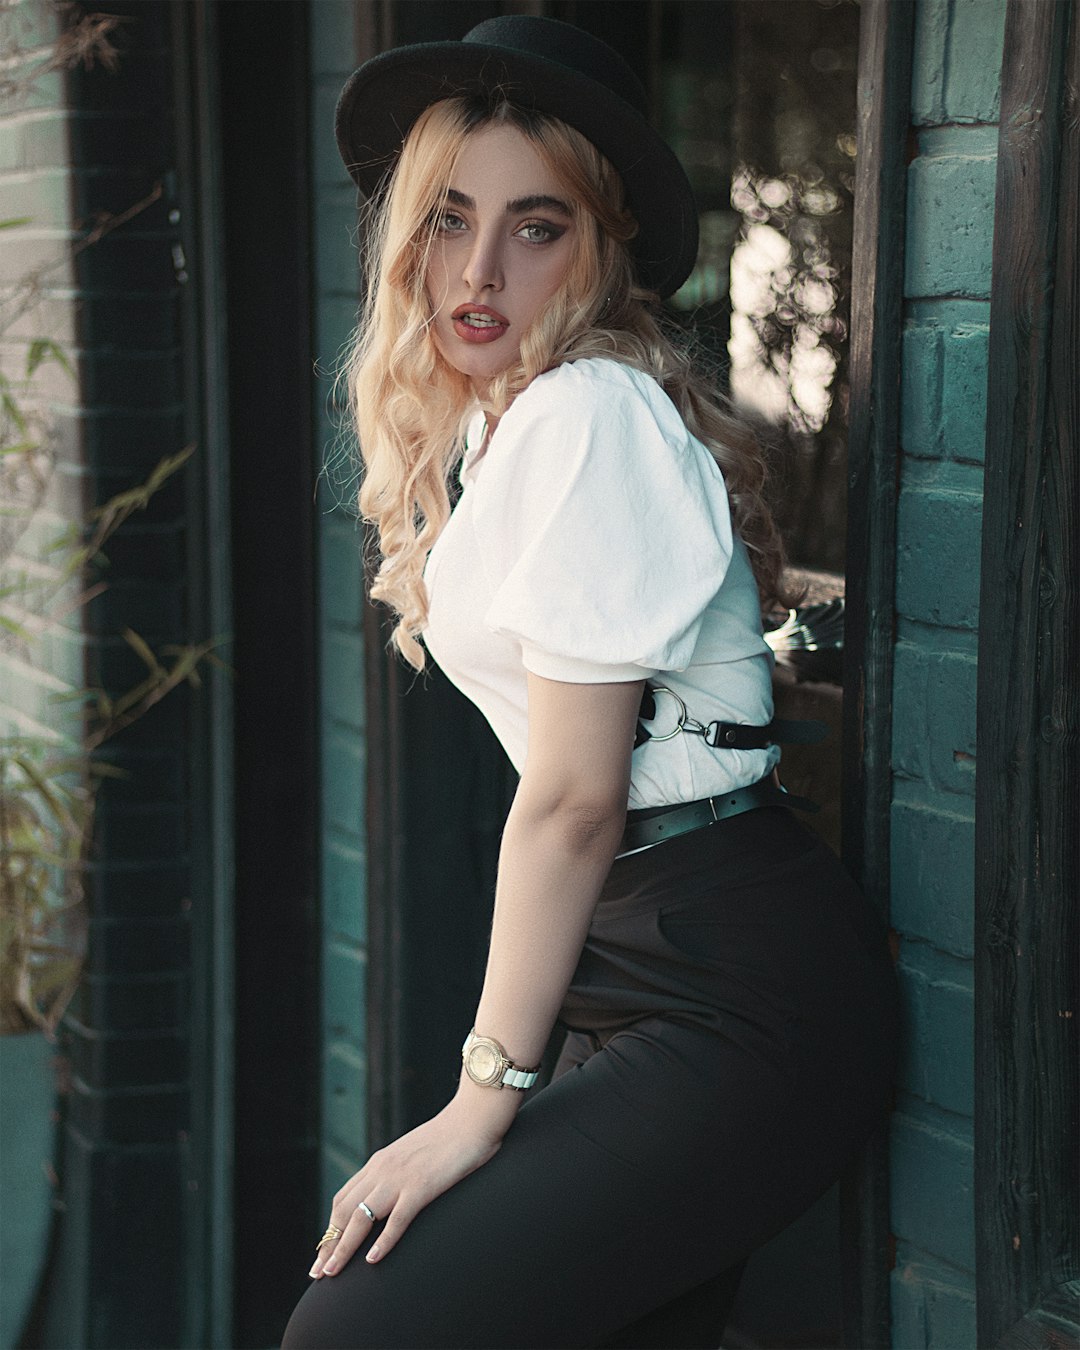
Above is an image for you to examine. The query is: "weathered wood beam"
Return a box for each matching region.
[975,0,1079,1343]
[840,0,914,1345]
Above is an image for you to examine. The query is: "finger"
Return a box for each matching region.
[365,1197,423,1263]
[322,1199,383,1276]
[309,1234,340,1280]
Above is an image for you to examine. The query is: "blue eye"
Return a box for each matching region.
[437,211,467,233]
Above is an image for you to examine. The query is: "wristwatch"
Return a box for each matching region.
[461,1028,541,1091]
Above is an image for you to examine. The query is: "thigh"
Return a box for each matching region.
[282,1016,802,1350]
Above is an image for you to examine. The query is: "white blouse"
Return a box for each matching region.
[422,357,780,809]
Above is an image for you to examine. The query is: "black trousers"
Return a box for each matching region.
[282,807,900,1349]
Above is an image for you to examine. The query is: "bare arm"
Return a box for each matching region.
[312,671,643,1272]
[452,672,645,1133]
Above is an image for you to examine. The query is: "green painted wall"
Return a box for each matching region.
[889,0,1006,1343]
[309,0,369,1212]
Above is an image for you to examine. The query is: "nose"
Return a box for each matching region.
[462,228,503,294]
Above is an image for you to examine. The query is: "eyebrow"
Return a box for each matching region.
[446,188,573,216]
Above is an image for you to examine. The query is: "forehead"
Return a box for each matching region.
[449,123,562,199]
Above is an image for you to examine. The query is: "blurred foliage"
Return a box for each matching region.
[0,219,220,1035]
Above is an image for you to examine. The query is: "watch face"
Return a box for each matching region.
[465,1040,502,1086]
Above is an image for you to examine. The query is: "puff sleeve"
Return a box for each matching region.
[471,359,735,683]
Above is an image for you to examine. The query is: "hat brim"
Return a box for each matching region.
[334,42,698,299]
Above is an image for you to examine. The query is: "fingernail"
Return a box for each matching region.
[366,1245,380,1263]
[324,1259,337,1274]
[308,1265,320,1279]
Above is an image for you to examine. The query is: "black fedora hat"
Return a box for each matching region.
[334,16,698,299]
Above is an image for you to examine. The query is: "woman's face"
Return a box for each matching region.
[424,123,578,397]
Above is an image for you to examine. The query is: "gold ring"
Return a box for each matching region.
[315,1224,343,1253]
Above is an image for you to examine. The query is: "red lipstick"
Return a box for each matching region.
[451,302,510,344]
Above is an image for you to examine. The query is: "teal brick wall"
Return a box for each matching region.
[309,0,368,1212]
[889,0,1005,1342]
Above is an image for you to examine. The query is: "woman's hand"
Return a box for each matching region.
[309,1091,514,1277]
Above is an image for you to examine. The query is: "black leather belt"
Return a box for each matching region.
[616,776,818,858]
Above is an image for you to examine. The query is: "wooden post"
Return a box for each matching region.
[974,0,1079,1344]
[840,0,914,1344]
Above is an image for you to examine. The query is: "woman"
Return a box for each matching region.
[283,17,899,1350]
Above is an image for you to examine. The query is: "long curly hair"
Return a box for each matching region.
[340,92,789,670]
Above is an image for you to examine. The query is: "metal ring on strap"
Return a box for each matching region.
[639,685,688,742]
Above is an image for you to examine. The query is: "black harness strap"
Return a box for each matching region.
[634,683,829,753]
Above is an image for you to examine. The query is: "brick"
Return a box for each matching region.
[88,520,186,583]
[940,322,989,463]
[310,6,357,79]
[891,1246,978,1349]
[892,640,930,783]
[324,938,366,1053]
[314,292,361,371]
[65,1075,188,1144]
[67,1019,188,1090]
[12,111,68,172]
[320,517,365,626]
[322,1042,365,1157]
[896,486,983,629]
[315,197,364,296]
[50,1133,186,1346]
[69,971,187,1034]
[67,52,171,116]
[925,649,977,795]
[83,862,191,920]
[84,915,190,977]
[53,407,187,476]
[79,348,182,410]
[943,0,1006,124]
[87,746,187,806]
[900,321,942,458]
[0,168,68,226]
[890,1102,975,1270]
[0,226,75,282]
[2,66,65,115]
[0,122,25,173]
[890,796,975,958]
[3,291,78,344]
[90,799,188,863]
[323,628,365,732]
[911,0,950,126]
[73,292,181,351]
[902,306,990,464]
[70,167,172,233]
[905,137,998,298]
[323,837,366,946]
[323,729,365,840]
[314,81,355,189]
[322,1143,364,1215]
[83,576,186,640]
[73,232,180,292]
[896,942,974,1117]
[3,0,63,52]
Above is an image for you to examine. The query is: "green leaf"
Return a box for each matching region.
[25,339,74,380]
[122,628,163,676]
[0,217,32,230]
[1,392,28,435]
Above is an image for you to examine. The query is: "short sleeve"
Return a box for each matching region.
[470,360,735,683]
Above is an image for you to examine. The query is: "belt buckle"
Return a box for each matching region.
[708,796,719,824]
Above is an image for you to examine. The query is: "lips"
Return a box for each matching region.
[451,302,510,344]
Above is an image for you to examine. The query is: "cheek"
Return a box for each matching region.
[424,251,451,312]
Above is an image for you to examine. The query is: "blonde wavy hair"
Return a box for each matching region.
[341,92,789,670]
